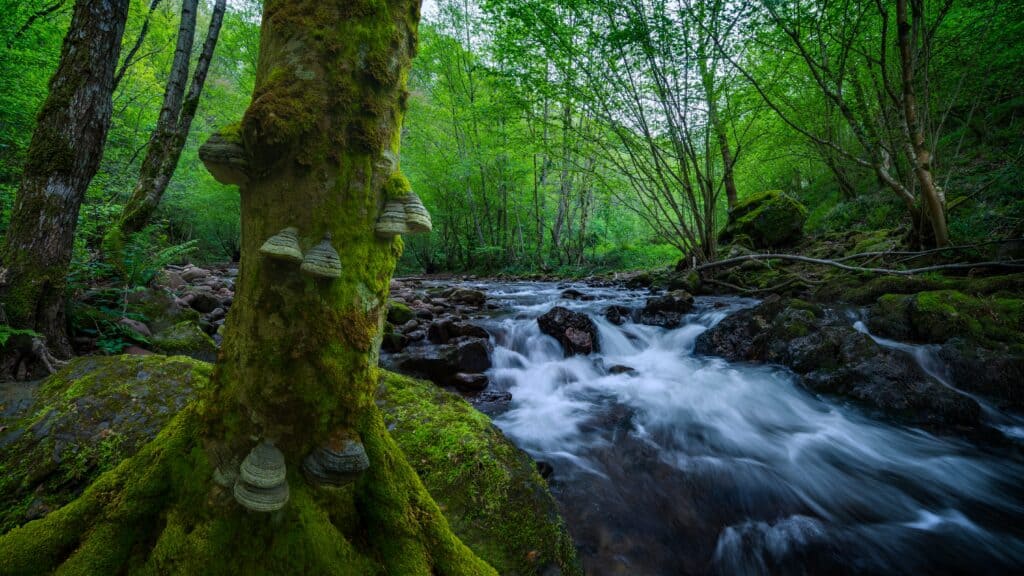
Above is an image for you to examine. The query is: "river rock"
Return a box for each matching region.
[604,305,633,326]
[385,337,493,386]
[538,306,599,356]
[637,290,694,329]
[182,290,221,314]
[181,266,211,282]
[695,297,982,428]
[448,288,487,307]
[452,372,489,392]
[561,288,593,301]
[428,319,490,344]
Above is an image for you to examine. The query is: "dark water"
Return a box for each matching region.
[450,281,1024,576]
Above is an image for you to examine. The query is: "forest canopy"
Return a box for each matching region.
[0,0,1021,275]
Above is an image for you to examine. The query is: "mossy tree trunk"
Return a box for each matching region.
[0,1,498,573]
[0,0,130,358]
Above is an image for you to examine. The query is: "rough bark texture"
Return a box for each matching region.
[116,0,227,236]
[0,2,499,573]
[0,0,131,357]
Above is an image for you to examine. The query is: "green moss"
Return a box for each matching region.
[378,372,581,576]
[151,321,218,363]
[871,289,1024,348]
[720,190,808,248]
[386,301,415,324]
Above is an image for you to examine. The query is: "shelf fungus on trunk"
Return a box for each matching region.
[198,127,250,186]
[302,434,370,487]
[402,192,432,234]
[375,201,409,238]
[300,233,342,279]
[259,226,304,263]
[233,441,289,513]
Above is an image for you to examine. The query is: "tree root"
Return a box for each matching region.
[0,406,497,576]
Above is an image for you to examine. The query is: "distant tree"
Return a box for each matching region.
[113,0,227,237]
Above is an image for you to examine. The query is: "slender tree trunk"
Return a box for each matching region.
[0,0,130,358]
[897,0,949,247]
[116,0,226,237]
[699,57,738,209]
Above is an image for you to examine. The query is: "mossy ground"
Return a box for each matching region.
[0,356,578,575]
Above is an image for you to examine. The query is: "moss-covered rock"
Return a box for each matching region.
[377,372,580,576]
[0,356,580,575]
[151,321,218,362]
[386,301,416,325]
[719,190,808,248]
[869,290,1024,348]
[0,355,211,534]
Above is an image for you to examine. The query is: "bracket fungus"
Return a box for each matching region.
[198,130,250,186]
[302,437,370,487]
[375,201,409,238]
[233,441,290,512]
[300,233,343,279]
[259,227,304,263]
[402,192,432,234]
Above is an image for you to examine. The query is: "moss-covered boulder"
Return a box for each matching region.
[386,300,416,325]
[150,321,218,362]
[377,372,579,576]
[0,356,580,575]
[868,290,1024,348]
[0,355,210,534]
[719,190,807,248]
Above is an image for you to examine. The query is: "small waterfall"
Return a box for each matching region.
[854,319,1024,441]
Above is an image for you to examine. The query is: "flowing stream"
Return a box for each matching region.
[454,281,1024,575]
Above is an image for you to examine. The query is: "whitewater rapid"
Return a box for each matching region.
[461,281,1024,576]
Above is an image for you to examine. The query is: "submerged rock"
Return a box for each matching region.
[538,306,599,356]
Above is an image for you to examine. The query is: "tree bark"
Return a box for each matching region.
[0,0,130,358]
[116,0,227,237]
[897,0,949,247]
[0,2,498,572]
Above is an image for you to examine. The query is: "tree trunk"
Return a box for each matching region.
[0,0,130,358]
[897,0,949,247]
[115,0,226,237]
[0,2,497,572]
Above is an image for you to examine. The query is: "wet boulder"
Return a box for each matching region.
[538,306,600,356]
[604,305,633,326]
[719,190,807,248]
[428,319,490,345]
[447,287,487,307]
[637,290,694,329]
[561,288,593,301]
[939,339,1024,410]
[695,297,982,428]
[385,338,493,386]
